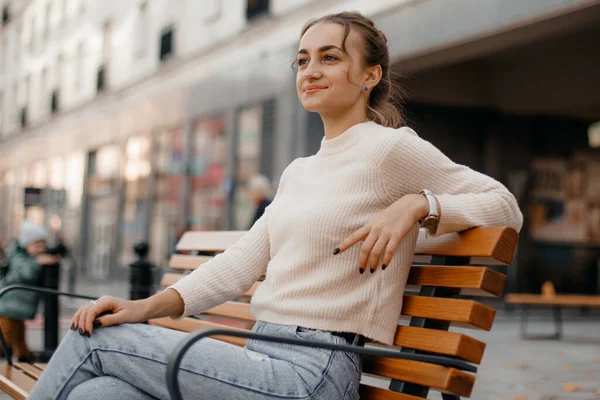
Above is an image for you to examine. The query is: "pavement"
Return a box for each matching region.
[2,282,599,399]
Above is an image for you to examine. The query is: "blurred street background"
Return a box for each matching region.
[1,0,600,399]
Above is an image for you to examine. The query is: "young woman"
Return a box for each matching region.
[29,11,522,400]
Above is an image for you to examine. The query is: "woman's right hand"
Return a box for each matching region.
[71,295,148,336]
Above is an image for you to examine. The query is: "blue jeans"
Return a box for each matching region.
[28,321,362,400]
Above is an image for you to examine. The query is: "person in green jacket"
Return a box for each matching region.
[0,220,59,362]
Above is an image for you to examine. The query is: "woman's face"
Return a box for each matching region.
[295,22,367,116]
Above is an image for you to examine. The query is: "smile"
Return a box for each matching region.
[304,86,327,94]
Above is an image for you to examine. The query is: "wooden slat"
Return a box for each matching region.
[175,227,518,264]
[408,266,506,297]
[393,326,485,364]
[176,231,245,252]
[359,385,425,400]
[14,362,42,380]
[414,226,518,265]
[160,273,260,298]
[363,357,475,397]
[505,294,600,306]
[33,363,46,371]
[401,296,495,331]
[204,302,255,321]
[169,254,214,270]
[0,363,36,400]
[148,317,249,346]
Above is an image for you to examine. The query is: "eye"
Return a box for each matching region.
[323,54,338,62]
[296,58,309,67]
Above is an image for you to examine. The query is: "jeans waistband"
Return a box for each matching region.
[330,331,366,347]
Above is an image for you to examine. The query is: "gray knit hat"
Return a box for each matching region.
[18,220,48,248]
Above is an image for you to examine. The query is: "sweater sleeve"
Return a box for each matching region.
[378,128,523,236]
[166,165,290,318]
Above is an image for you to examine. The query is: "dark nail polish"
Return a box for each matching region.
[79,328,84,336]
[382,264,387,271]
[370,268,375,273]
[333,248,340,255]
[93,320,102,328]
[359,268,365,274]
[70,323,75,330]
[86,332,91,338]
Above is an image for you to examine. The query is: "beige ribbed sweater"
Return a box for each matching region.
[169,122,523,344]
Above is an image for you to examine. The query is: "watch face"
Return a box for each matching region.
[422,216,438,228]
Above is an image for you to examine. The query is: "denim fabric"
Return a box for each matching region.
[29,321,361,400]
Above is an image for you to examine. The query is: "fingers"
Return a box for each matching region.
[334,226,369,255]
[358,231,378,274]
[381,235,401,270]
[368,235,389,273]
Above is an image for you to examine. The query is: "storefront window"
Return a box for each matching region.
[120,136,151,265]
[150,127,185,266]
[189,117,228,231]
[233,105,263,230]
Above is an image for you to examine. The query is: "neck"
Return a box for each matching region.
[321,106,368,140]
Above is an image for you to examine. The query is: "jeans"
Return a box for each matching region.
[28,320,362,400]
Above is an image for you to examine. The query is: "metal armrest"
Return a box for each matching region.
[0,284,97,366]
[166,328,477,400]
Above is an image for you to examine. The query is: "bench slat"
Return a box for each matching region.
[505,294,600,306]
[169,254,214,270]
[162,266,504,297]
[33,363,47,371]
[176,231,245,252]
[414,226,517,265]
[148,318,248,346]
[407,265,505,297]
[363,357,474,397]
[0,363,36,400]
[161,273,261,298]
[14,362,42,380]
[359,385,425,399]
[175,227,517,264]
[175,297,493,331]
[402,296,495,331]
[154,316,485,364]
[393,326,485,364]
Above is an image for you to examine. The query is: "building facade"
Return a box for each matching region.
[1,0,599,290]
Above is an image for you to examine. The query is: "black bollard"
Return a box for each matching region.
[42,261,60,359]
[129,242,154,301]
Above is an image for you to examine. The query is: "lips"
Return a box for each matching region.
[304,85,327,94]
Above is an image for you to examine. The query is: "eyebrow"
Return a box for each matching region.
[298,45,343,55]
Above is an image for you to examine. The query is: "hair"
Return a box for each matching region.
[299,12,404,128]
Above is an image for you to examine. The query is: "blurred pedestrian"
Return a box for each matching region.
[246,174,273,228]
[0,220,60,362]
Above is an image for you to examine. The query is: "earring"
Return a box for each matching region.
[363,87,369,93]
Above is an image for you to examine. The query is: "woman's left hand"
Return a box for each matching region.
[333,194,428,274]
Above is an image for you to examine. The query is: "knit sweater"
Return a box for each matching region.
[169,122,523,344]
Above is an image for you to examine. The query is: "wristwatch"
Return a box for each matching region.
[418,189,440,233]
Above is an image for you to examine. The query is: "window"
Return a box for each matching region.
[41,67,49,113]
[76,42,84,90]
[246,0,269,21]
[44,2,51,43]
[14,23,21,63]
[159,26,174,62]
[2,5,10,26]
[134,2,148,58]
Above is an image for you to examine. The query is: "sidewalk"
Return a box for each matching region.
[5,310,600,399]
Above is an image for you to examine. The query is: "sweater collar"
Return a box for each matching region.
[317,121,375,156]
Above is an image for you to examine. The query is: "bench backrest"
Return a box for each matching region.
[157,226,518,399]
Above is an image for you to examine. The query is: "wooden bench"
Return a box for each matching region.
[505,281,600,339]
[157,226,517,399]
[0,226,517,399]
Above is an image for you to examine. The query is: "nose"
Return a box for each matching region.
[301,60,322,80]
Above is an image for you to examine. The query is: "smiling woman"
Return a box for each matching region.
[28,11,523,400]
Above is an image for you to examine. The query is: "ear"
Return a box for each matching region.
[363,64,382,92]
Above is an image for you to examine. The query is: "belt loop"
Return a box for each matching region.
[352,334,360,346]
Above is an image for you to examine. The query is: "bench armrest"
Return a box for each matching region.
[166,328,477,400]
[0,284,97,366]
